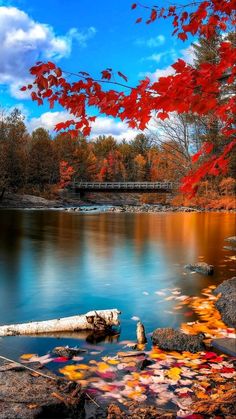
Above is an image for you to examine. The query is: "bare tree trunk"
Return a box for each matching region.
[0,309,120,336]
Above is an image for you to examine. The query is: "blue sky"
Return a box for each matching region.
[0,0,194,139]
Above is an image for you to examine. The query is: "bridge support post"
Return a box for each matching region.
[79,190,86,200]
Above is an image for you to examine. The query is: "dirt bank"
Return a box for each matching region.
[0,360,84,419]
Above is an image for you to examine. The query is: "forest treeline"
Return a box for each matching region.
[0,107,235,208]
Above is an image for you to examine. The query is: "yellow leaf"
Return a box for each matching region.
[20,354,36,360]
[97,362,110,373]
[61,365,80,371]
[107,359,119,365]
[167,367,181,381]
[128,391,142,399]
[59,367,84,381]
[76,364,90,370]
[150,352,167,359]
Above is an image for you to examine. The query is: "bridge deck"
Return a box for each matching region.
[70,181,177,193]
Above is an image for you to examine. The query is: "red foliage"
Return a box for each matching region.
[23,1,236,195]
[59,161,75,188]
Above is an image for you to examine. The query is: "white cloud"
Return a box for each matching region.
[90,117,139,141]
[140,45,195,81]
[145,48,177,64]
[136,35,165,48]
[0,6,96,97]
[26,110,71,132]
[180,45,195,65]
[26,111,139,141]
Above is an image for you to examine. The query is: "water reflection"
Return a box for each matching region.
[0,210,235,358]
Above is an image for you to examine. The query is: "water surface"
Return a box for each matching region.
[0,210,235,360]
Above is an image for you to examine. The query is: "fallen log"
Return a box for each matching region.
[0,309,120,336]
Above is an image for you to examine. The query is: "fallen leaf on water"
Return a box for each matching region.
[20,353,36,360]
[53,357,69,363]
[107,359,119,365]
[97,362,111,373]
[59,365,85,381]
[75,363,90,370]
[131,316,140,321]
[28,354,53,364]
[154,291,166,296]
[72,356,84,361]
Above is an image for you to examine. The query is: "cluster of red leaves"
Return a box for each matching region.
[132,1,236,40]
[22,1,236,194]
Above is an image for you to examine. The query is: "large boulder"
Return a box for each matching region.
[185,262,214,275]
[213,277,236,328]
[152,328,205,353]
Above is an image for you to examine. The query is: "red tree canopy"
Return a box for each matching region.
[22,1,236,195]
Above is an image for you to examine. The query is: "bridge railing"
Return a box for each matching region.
[71,181,177,190]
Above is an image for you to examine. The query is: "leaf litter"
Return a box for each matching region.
[20,285,236,418]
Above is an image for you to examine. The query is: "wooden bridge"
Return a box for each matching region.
[69,181,177,196]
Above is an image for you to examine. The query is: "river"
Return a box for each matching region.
[0,210,235,362]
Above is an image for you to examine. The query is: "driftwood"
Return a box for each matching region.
[0,309,120,337]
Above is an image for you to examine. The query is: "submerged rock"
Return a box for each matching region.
[52,346,86,358]
[225,236,236,243]
[214,277,236,328]
[185,262,214,275]
[223,245,236,251]
[152,328,205,353]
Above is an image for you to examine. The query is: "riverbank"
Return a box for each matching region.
[0,193,235,212]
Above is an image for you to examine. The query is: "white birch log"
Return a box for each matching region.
[0,309,120,336]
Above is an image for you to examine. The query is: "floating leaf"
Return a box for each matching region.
[20,354,36,360]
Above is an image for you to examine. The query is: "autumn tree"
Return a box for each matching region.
[28,128,59,188]
[23,0,235,196]
[93,136,117,159]
[134,154,147,181]
[59,161,75,188]
[0,109,29,191]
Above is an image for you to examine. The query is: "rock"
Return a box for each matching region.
[0,360,84,418]
[152,328,205,353]
[52,346,86,358]
[185,262,214,275]
[213,277,236,328]
[212,338,236,356]
[223,245,236,251]
[225,236,236,243]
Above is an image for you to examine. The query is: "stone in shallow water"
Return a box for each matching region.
[225,236,236,243]
[212,338,236,357]
[152,328,205,353]
[184,262,214,275]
